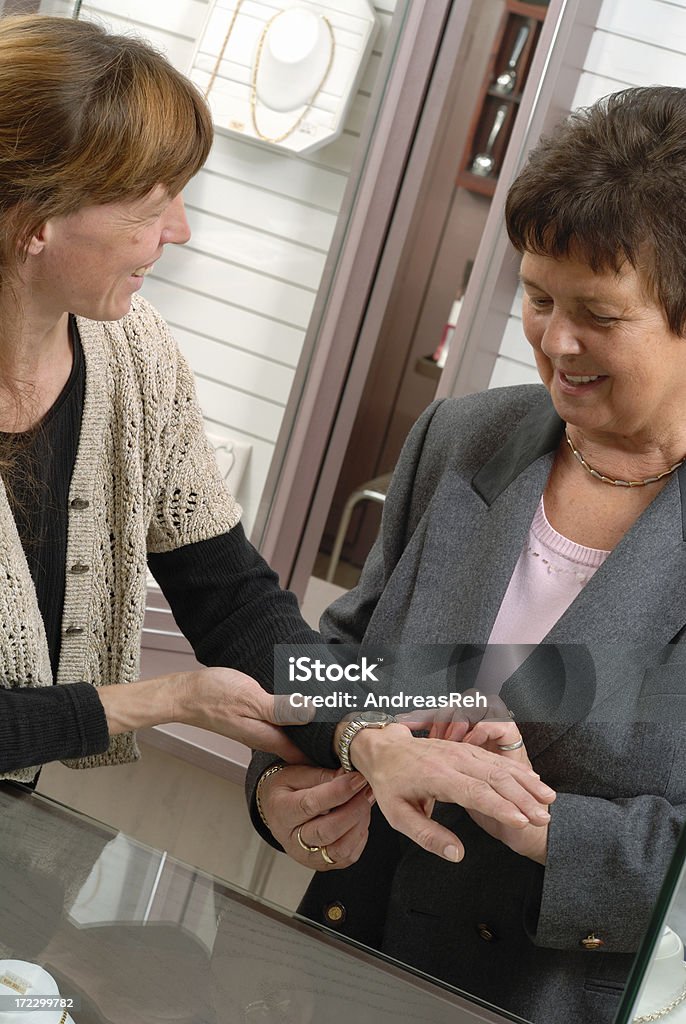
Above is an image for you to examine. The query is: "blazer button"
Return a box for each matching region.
[323,902,346,926]
[70,563,90,575]
[65,626,85,636]
[70,498,90,510]
[476,923,497,942]
[580,933,605,950]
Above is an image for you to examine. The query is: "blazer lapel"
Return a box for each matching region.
[502,457,686,758]
[406,397,563,643]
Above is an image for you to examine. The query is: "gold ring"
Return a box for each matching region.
[497,737,524,751]
[320,845,335,865]
[296,825,321,853]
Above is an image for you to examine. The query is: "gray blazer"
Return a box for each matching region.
[248,385,686,1024]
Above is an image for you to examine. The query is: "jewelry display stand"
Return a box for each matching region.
[0,961,75,1024]
[631,927,686,1023]
[189,0,378,155]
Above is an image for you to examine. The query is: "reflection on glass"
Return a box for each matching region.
[0,786,530,1024]
[615,824,686,1023]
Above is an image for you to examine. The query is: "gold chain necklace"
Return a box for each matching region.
[204,2,335,145]
[633,963,686,1022]
[565,429,686,487]
[250,10,335,143]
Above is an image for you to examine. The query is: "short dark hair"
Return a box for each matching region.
[506,86,686,335]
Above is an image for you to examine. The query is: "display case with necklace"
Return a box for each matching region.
[191,0,377,154]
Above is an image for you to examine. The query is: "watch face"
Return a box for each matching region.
[359,711,394,725]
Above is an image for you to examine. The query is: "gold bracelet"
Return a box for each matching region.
[255,763,285,829]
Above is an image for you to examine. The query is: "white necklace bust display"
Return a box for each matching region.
[632,927,686,1022]
[0,961,75,1024]
[192,0,378,154]
[255,7,333,113]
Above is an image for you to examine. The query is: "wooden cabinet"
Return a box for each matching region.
[458,0,548,197]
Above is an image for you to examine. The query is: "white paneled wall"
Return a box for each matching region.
[490,0,686,388]
[54,0,395,532]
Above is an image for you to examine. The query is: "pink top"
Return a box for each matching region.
[474,498,610,694]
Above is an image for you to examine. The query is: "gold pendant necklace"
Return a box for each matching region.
[204,2,335,146]
[565,428,686,487]
[250,10,335,144]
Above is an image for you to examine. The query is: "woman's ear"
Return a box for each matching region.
[26,223,48,256]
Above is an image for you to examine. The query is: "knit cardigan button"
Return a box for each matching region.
[70,563,90,575]
[65,625,85,636]
[70,498,90,510]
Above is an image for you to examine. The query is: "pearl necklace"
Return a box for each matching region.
[204,1,335,146]
[564,429,686,488]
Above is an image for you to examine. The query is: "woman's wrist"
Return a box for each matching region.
[332,720,412,775]
[98,675,179,734]
[255,762,285,828]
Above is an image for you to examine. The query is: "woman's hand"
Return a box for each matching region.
[461,715,551,863]
[258,765,373,870]
[99,667,312,762]
[339,721,555,863]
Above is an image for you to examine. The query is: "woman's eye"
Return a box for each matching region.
[527,296,551,311]
[589,313,616,326]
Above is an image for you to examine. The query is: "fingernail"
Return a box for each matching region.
[443,845,462,862]
[365,789,376,805]
[351,775,367,790]
[515,813,529,823]
[535,810,551,821]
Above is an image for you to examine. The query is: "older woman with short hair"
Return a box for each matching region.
[250,85,686,1024]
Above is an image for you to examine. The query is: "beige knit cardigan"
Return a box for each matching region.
[0,295,241,782]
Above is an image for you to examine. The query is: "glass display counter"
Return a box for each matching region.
[615,824,686,1024]
[0,784,527,1024]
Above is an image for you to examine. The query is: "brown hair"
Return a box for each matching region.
[506,86,686,335]
[0,14,212,277]
[0,15,213,485]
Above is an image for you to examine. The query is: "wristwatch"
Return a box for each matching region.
[337,711,396,772]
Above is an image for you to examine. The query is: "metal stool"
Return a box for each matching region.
[326,472,391,583]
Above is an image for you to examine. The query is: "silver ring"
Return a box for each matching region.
[497,737,524,751]
[320,845,335,865]
[296,825,321,853]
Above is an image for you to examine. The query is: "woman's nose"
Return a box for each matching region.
[162,193,191,245]
[540,310,584,358]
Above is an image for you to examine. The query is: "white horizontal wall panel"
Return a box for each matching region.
[489,358,542,389]
[184,170,337,251]
[142,278,304,368]
[173,325,294,406]
[499,315,534,367]
[585,31,686,88]
[184,207,327,291]
[153,245,316,330]
[85,0,208,38]
[203,132,348,211]
[597,0,686,52]
[79,9,195,68]
[195,375,283,443]
[573,70,633,108]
